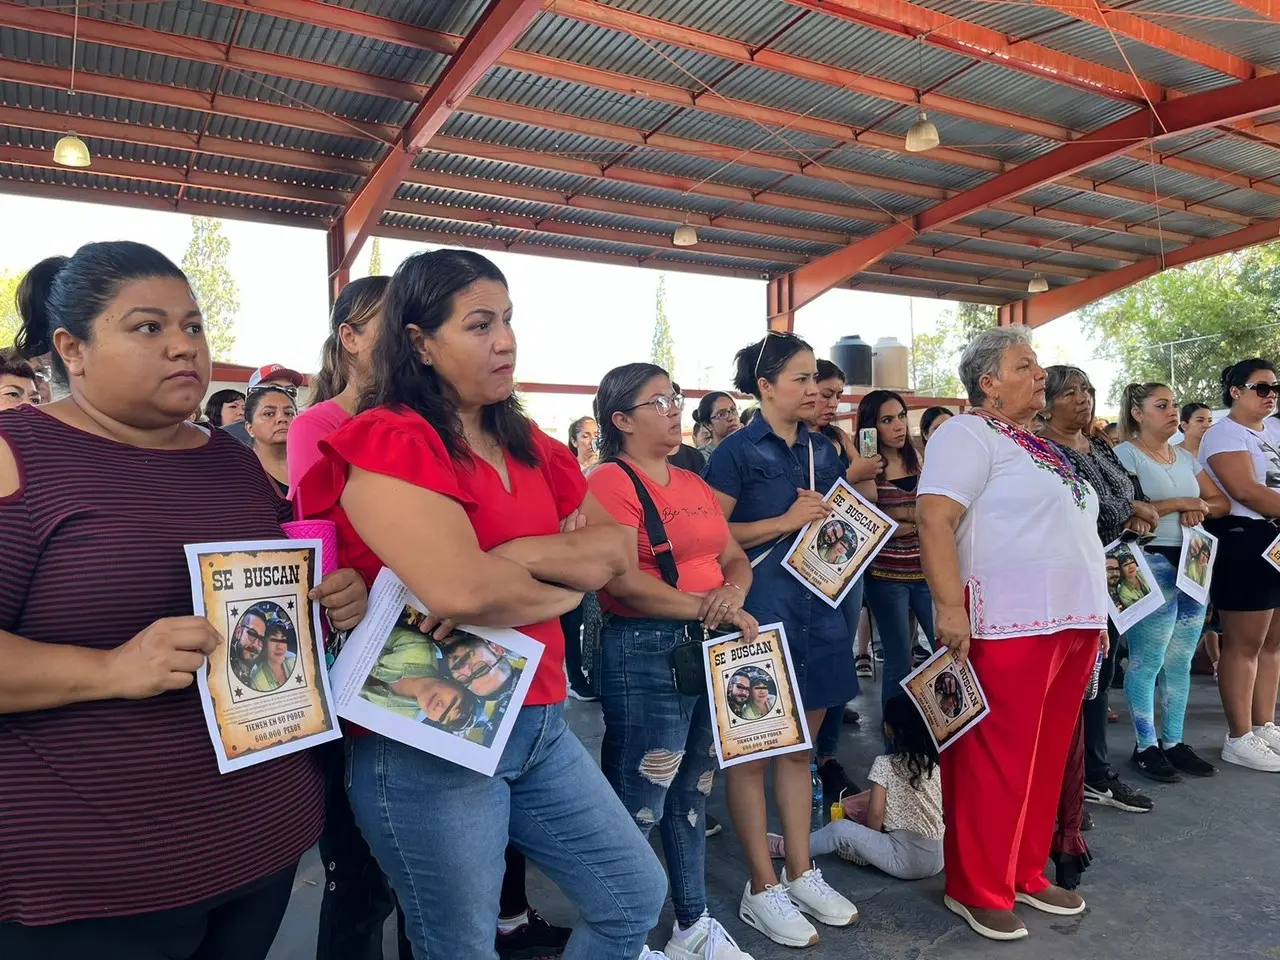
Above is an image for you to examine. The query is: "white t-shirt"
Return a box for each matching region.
[919,414,1107,640]
[1113,442,1202,547]
[868,754,943,841]
[1198,417,1280,520]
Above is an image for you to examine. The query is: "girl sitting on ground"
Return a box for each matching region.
[768,694,943,881]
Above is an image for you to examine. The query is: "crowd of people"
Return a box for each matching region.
[1,239,1276,960]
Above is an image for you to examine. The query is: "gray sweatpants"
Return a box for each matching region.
[810,820,944,880]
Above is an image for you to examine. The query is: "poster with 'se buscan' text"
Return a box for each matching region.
[186,539,340,774]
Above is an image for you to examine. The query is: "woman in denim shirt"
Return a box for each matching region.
[703,333,860,950]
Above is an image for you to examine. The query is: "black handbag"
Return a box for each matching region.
[605,458,708,696]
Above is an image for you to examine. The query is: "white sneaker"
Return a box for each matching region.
[664,913,756,960]
[640,949,669,959]
[738,881,818,948]
[782,866,859,927]
[1253,722,1280,753]
[1222,732,1280,772]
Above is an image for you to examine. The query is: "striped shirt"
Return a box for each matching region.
[869,474,925,581]
[0,406,323,925]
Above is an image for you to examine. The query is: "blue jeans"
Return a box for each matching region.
[346,705,667,960]
[600,618,716,927]
[815,577,864,757]
[1122,552,1206,750]
[865,577,935,719]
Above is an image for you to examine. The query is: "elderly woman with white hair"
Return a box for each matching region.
[917,327,1109,942]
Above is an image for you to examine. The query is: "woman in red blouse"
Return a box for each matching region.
[297,249,667,960]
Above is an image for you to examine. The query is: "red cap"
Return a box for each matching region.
[248,364,304,389]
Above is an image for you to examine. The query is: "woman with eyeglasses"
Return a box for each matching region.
[1198,359,1280,772]
[244,386,296,496]
[585,363,758,960]
[694,391,741,457]
[295,249,665,960]
[703,332,860,950]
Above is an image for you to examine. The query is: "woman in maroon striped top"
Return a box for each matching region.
[0,242,367,960]
[856,390,938,732]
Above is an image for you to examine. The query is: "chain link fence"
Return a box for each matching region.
[1110,322,1280,407]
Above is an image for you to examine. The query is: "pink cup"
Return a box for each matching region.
[282,520,339,577]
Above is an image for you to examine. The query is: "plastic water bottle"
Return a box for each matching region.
[810,763,826,831]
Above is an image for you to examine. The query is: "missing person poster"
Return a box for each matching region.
[781,478,898,609]
[1104,539,1165,632]
[1177,526,1217,605]
[703,623,810,768]
[1264,528,1280,575]
[901,647,990,752]
[186,539,341,774]
[329,567,543,777]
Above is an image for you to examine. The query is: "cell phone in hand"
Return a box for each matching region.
[858,428,878,460]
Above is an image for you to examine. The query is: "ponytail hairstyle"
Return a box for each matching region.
[732,332,813,398]
[567,415,595,455]
[15,242,187,385]
[1221,358,1276,408]
[594,362,666,461]
[694,390,733,428]
[310,275,388,405]
[366,249,536,466]
[1119,381,1167,442]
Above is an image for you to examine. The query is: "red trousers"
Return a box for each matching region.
[941,628,1099,910]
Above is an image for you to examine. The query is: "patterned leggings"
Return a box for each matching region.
[1122,552,1206,750]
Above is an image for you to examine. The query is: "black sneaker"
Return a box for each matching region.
[1130,745,1181,783]
[912,643,932,666]
[1084,774,1154,813]
[1163,742,1217,777]
[855,653,874,678]
[818,758,861,804]
[842,706,860,725]
[705,814,723,838]
[496,909,571,960]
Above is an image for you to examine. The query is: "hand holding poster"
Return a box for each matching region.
[1103,539,1165,632]
[702,624,810,768]
[185,539,341,774]
[1176,526,1217,605]
[329,568,543,776]
[900,647,990,751]
[781,478,898,608]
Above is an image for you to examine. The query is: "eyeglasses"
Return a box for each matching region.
[710,408,739,422]
[248,384,298,400]
[627,392,685,417]
[1243,381,1278,399]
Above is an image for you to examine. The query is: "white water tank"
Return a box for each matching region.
[872,336,910,390]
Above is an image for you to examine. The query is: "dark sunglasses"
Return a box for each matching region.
[1242,381,1278,399]
[248,384,298,400]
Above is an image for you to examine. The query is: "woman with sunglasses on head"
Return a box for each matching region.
[1112,383,1227,782]
[694,391,741,457]
[0,242,368,960]
[296,249,666,960]
[703,333,860,950]
[584,363,758,960]
[1197,359,1280,772]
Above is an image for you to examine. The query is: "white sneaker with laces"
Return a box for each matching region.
[664,913,756,960]
[639,948,669,959]
[1222,732,1280,772]
[1253,722,1280,754]
[738,881,818,948]
[781,866,858,927]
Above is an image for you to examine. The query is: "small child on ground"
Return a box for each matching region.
[769,694,943,880]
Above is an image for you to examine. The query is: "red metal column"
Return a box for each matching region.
[765,69,1280,325]
[326,0,542,291]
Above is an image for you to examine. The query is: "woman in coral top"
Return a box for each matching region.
[296,249,666,960]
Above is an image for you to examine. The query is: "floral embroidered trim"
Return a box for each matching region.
[974,412,1090,511]
[968,577,1105,638]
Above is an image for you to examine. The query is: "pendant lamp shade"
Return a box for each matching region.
[904,112,939,153]
[1028,273,1050,293]
[672,224,699,247]
[54,132,91,168]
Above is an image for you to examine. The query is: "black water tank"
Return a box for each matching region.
[831,335,873,387]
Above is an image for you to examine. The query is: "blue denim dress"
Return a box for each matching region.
[703,415,859,710]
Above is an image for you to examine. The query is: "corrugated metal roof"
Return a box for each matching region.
[0,160,181,198]
[1033,21,1237,94]
[1124,0,1280,70]
[182,185,339,217]
[331,0,491,35]
[474,67,677,131]
[603,0,803,50]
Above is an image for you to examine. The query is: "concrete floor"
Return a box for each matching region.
[268,673,1280,960]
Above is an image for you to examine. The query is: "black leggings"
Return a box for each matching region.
[0,865,296,960]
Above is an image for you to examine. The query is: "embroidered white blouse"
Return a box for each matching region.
[919,413,1108,640]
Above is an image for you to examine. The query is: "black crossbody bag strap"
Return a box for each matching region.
[605,457,679,588]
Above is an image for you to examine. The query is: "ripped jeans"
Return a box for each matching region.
[600,617,717,927]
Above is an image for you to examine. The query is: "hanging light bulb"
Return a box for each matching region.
[672,223,699,247]
[53,132,91,168]
[1027,273,1049,293]
[905,111,940,153]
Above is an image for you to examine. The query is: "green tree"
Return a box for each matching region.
[181,217,239,360]
[650,275,675,373]
[368,236,383,276]
[0,270,21,349]
[1081,246,1280,404]
[955,301,996,341]
[911,322,963,398]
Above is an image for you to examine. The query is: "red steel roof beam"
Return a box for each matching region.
[766,69,1280,321]
[328,0,542,276]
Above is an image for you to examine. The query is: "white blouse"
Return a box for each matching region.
[919,413,1108,640]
